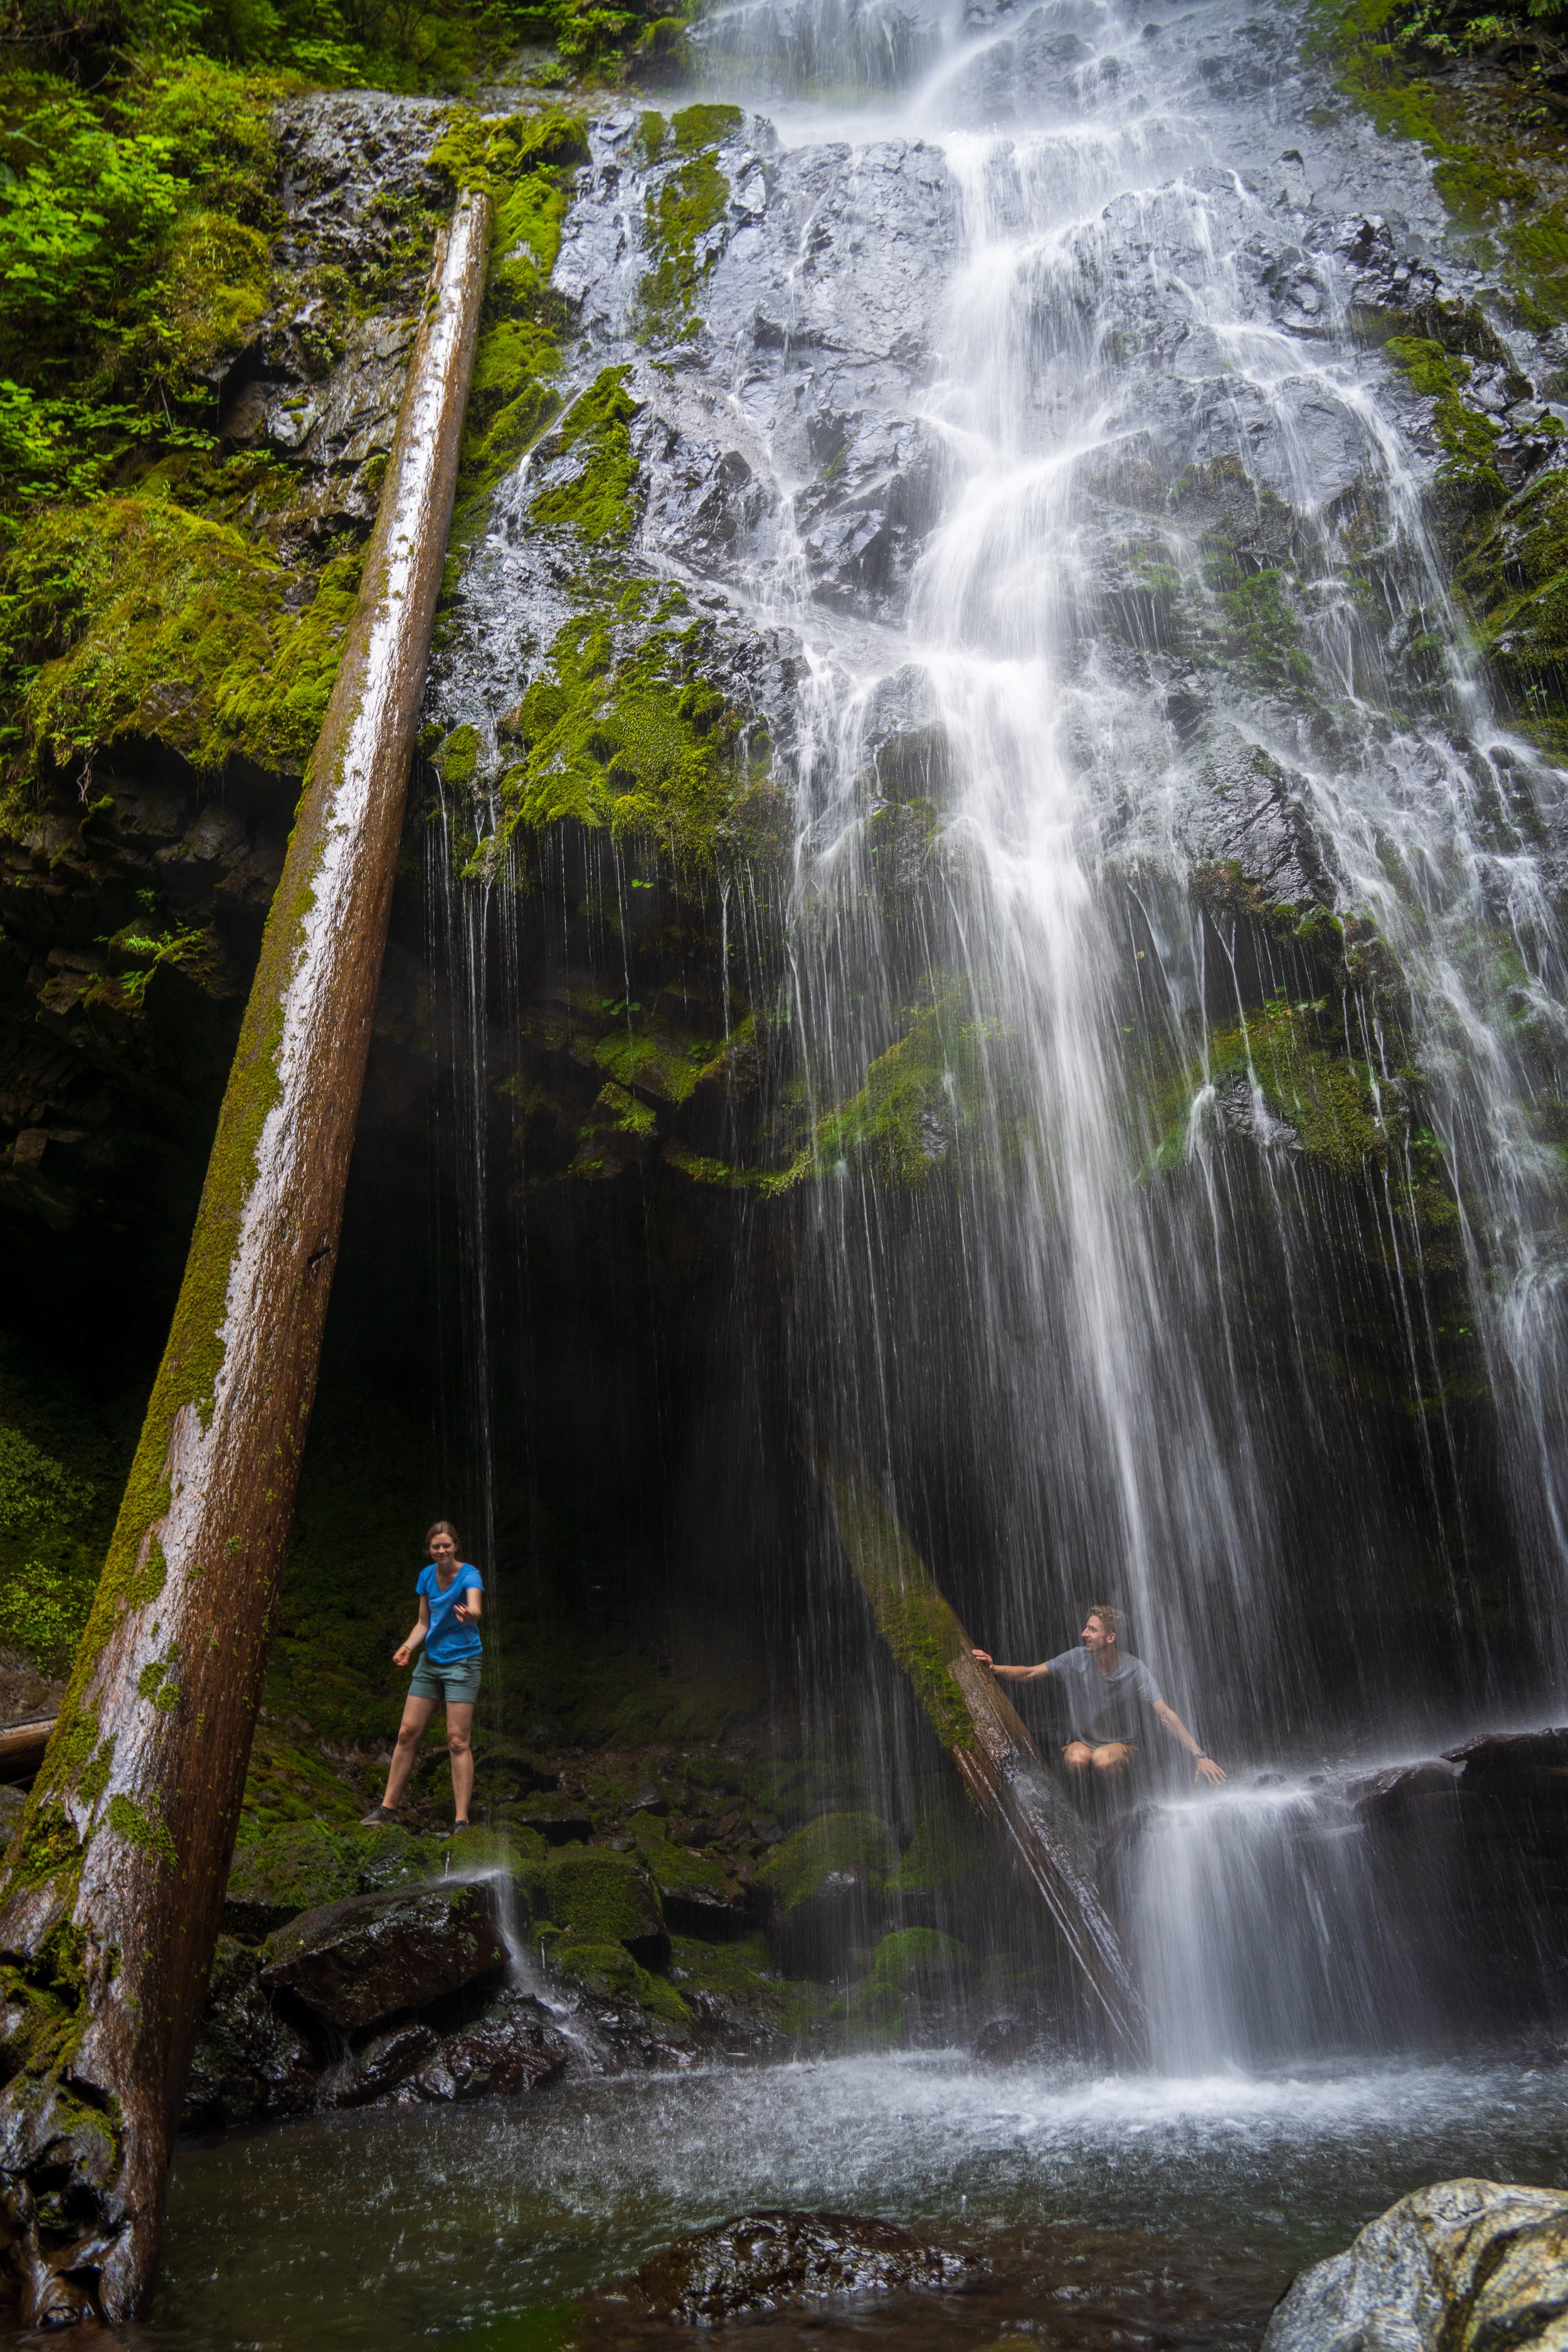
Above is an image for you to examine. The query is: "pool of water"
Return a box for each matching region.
[105,2049,1568,2351]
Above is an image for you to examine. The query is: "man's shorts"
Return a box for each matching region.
[409,1655,482,1705]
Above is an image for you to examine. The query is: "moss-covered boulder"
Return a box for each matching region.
[753,1812,898,1981]
[535,1847,669,1971]
[831,1927,972,2039]
[631,1817,745,1939]
[223,1819,448,1937]
[546,1932,689,2025]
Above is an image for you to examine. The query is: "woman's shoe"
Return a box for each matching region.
[359,1804,399,1826]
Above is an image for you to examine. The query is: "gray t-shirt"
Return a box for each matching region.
[1046,1647,1163,1743]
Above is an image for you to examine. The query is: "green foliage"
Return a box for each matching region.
[1457,463,1568,748]
[772,993,1002,1190]
[0,1423,98,1670]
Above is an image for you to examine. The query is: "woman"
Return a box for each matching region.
[361,1520,484,1831]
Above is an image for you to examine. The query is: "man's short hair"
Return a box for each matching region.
[1087,1603,1127,1644]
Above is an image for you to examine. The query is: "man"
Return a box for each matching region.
[972,1604,1226,1784]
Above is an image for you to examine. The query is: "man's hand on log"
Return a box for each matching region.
[972,1648,993,1665]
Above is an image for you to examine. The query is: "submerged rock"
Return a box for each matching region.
[1264,2177,1568,2351]
[617,2209,976,2321]
[260,1882,508,2029]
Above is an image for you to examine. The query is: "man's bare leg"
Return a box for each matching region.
[1062,1740,1095,1774]
[1089,1742,1135,1774]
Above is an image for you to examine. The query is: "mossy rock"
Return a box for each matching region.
[830,1927,972,2040]
[546,1931,691,2025]
[222,1820,447,1939]
[754,1813,898,1915]
[536,1846,669,1969]
[632,1820,745,1940]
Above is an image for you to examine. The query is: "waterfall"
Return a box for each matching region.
[424,0,1568,2071]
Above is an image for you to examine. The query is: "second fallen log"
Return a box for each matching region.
[817,1453,1148,2064]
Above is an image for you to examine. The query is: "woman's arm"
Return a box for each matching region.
[393,1595,430,1669]
[972,1650,1051,1682]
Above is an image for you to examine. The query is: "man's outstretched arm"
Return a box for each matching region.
[971,1649,1052,1683]
[1153,1697,1226,1784]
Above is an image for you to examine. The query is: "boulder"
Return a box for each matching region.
[323,2022,440,2107]
[182,1939,317,2130]
[1264,2178,1568,2351]
[403,2010,569,2104]
[618,2210,975,2323]
[635,1827,746,1941]
[539,1849,669,1971]
[223,1819,448,1939]
[260,1882,508,2029]
[755,1814,898,1980]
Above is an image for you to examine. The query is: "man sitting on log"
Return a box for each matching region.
[973,1604,1226,1784]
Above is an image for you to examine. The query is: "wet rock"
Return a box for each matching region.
[260,1882,508,2030]
[401,2008,570,2103]
[1264,2177,1568,2351]
[326,2021,440,2107]
[755,1814,898,1979]
[1443,1727,1568,1780]
[183,1939,317,2131]
[617,2210,977,2322]
[507,1799,593,1846]
[1187,734,1336,908]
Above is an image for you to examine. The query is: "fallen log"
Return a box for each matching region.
[817,1454,1148,2064]
[0,1723,55,1786]
[0,188,491,2327]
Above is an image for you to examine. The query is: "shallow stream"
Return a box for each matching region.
[138,2049,1568,2349]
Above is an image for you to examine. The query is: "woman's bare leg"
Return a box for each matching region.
[446,1701,475,1822]
[381,1694,437,1809]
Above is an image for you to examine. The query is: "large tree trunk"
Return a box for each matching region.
[0,189,490,2328]
[818,1454,1148,2065]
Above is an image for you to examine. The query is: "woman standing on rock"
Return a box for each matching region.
[361,1521,483,1832]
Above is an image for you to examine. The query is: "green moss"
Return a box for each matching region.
[492,588,753,867]
[537,1846,664,1949]
[1384,336,1507,516]
[105,1791,177,1869]
[754,1812,898,1914]
[528,366,642,543]
[820,1463,979,1752]
[636,129,731,343]
[545,1931,689,2021]
[447,117,586,526]
[432,723,480,784]
[9,499,358,784]
[1200,995,1399,1177]
[770,994,1002,1192]
[1456,464,1568,749]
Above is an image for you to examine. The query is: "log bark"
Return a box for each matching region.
[0,188,490,2327]
[817,1454,1148,2065]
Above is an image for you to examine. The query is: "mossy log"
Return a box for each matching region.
[818,1456,1147,2064]
[0,189,490,2328]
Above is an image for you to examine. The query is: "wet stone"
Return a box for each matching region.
[1264,2178,1568,2351]
[183,1939,317,2132]
[260,1882,508,2030]
[400,2012,570,2105]
[614,2210,977,2323]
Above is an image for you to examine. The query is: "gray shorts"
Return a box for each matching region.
[409,1654,481,1705]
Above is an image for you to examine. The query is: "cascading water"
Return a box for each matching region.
[421,0,1568,2077]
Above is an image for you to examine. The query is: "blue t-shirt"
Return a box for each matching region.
[418,1562,483,1663]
